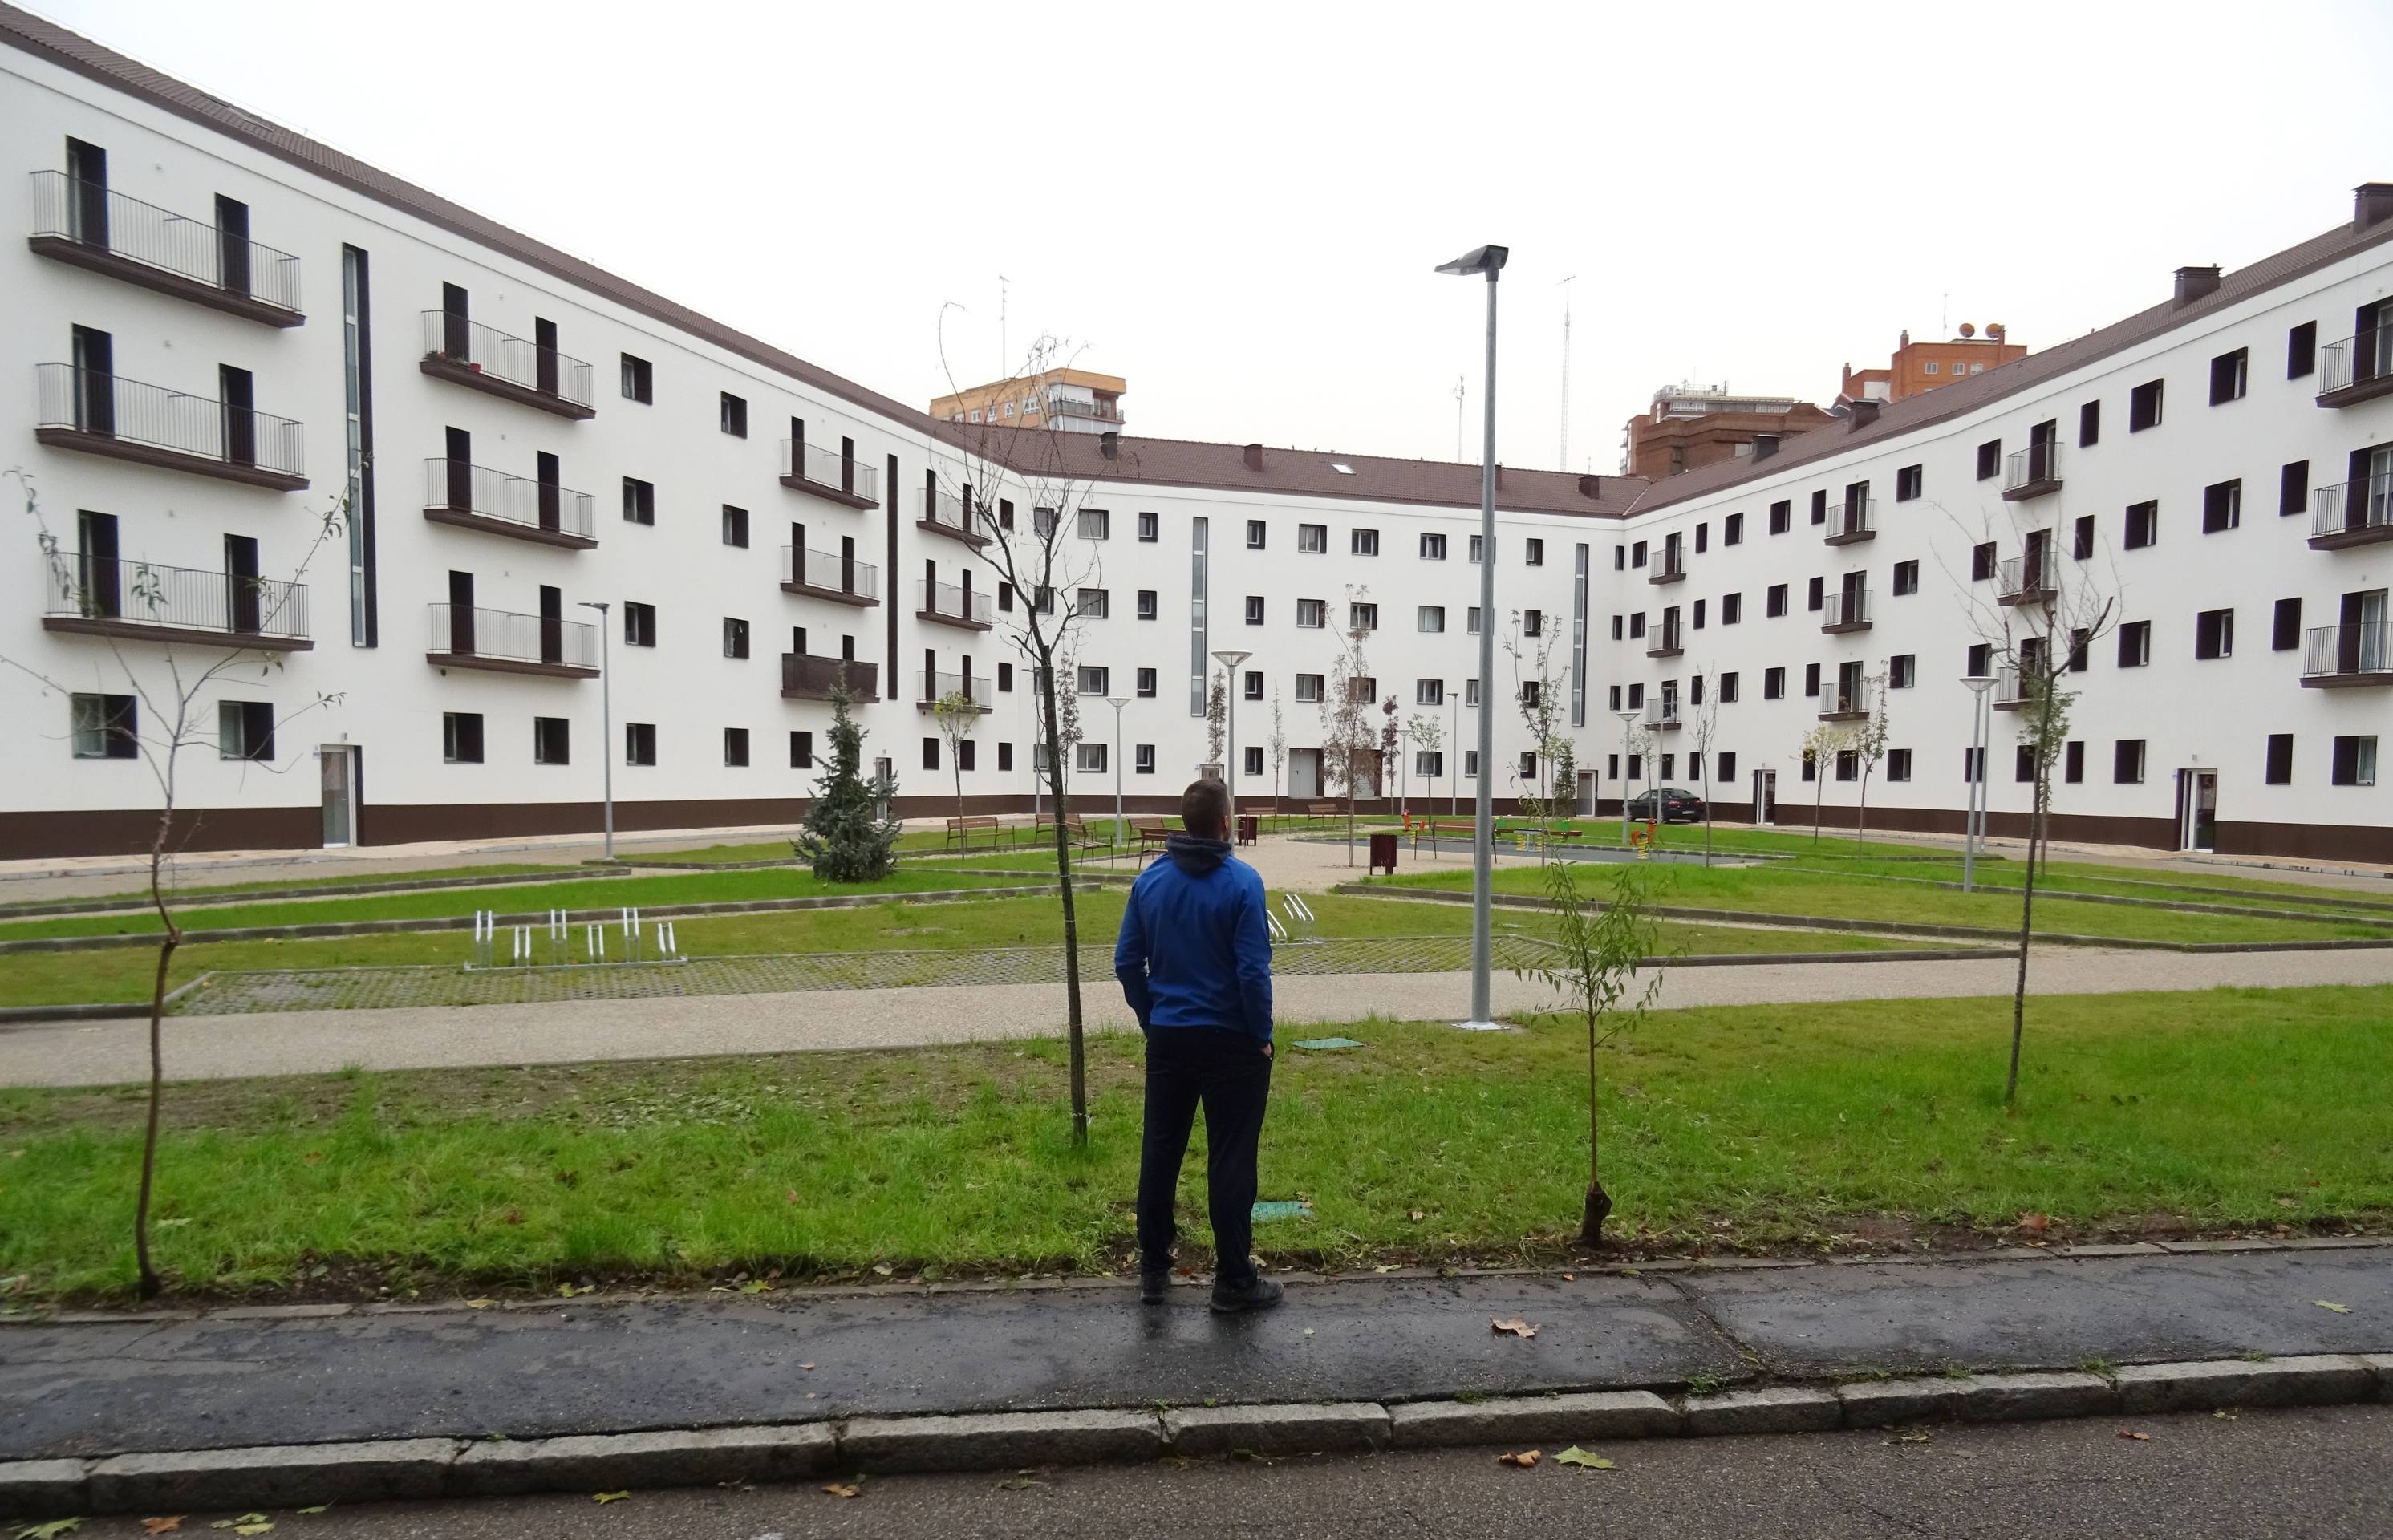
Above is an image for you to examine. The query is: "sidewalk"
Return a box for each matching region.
[6,1243,2388,1465]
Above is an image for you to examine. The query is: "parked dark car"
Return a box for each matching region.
[1625,787,1706,824]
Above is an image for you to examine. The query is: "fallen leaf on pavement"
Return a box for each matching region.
[294,1509,327,1516]
[1408,1210,1426,1222]
[1552,1446,1615,1469]
[2117,1430,2152,1441]
[871,1263,894,1277]
[800,1362,815,1371]
[592,1492,629,1504]
[209,1518,271,1531]
[1491,1316,1539,1338]
[18,1523,83,1539]
[233,1526,273,1538]
[1883,1429,1933,1445]
[559,1283,594,1298]
[2016,1211,2050,1233]
[1560,1273,1576,1282]
[1498,1449,1540,1468]
[822,1484,862,1500]
[1372,1265,1401,1275]
[2213,1409,2237,1420]
[463,1299,493,1311]
[995,1475,1044,1490]
[141,1522,183,1537]
[156,1218,193,1228]
[740,1279,773,1295]
[2314,1301,2351,1314]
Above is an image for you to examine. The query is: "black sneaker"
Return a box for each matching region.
[1140,1270,1171,1305]
[1209,1275,1285,1315]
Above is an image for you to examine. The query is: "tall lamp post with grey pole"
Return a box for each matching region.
[1438,242,1508,1031]
[1211,647,1251,813]
[1104,695,1130,846]
[1616,708,1640,845]
[577,600,614,860]
[1961,675,1998,890]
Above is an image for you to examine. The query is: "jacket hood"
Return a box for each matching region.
[1165,832,1231,876]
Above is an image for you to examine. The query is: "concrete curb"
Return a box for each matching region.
[0,865,636,922]
[0,971,213,1027]
[6,1356,2386,1518]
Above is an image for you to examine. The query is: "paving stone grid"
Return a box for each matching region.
[174,934,1563,1015]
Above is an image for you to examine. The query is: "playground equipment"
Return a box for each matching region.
[468,906,686,970]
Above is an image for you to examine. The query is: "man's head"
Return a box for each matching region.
[1180,776,1231,841]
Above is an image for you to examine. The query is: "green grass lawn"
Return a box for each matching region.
[4,985,2383,1300]
[1375,861,2393,946]
[0,862,590,918]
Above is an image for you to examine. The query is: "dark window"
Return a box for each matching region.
[69,692,137,759]
[2125,500,2159,549]
[2331,736,2377,787]
[1135,744,1156,775]
[2128,379,2164,432]
[217,700,274,761]
[1610,615,1624,641]
[720,504,748,547]
[1970,542,1997,582]
[1719,671,1740,702]
[1961,747,1983,784]
[533,716,570,764]
[1138,510,1158,541]
[1806,576,1824,612]
[625,722,656,766]
[718,728,746,767]
[1718,751,1738,784]
[997,742,1013,772]
[623,602,655,647]
[1138,589,1158,621]
[1612,544,1625,570]
[1763,667,1785,699]
[620,354,652,403]
[1631,540,1646,568]
[1975,440,2001,480]
[2194,608,2234,660]
[1296,522,1326,553]
[1245,520,1266,549]
[1895,464,1922,501]
[922,736,939,772]
[1722,592,1742,624]
[2118,620,2152,667]
[2265,733,2294,785]
[724,617,750,659]
[1887,748,1912,783]
[2208,348,2248,406]
[1810,489,1828,525]
[2114,739,2146,784]
[1353,528,1381,556]
[1695,525,1709,554]
[1689,601,1703,630]
[1243,670,1264,701]
[1690,674,1706,705]
[1888,654,1916,688]
[958,740,976,772]
[2280,460,2310,517]
[2073,515,2095,560]
[2273,598,2302,651]
[791,730,813,768]
[1768,500,1791,535]
[2068,629,2090,672]
[2014,744,2038,783]
[1525,537,1544,565]
[1725,513,1744,545]
[2201,480,2241,533]
[1629,613,1646,638]
[1136,667,1157,698]
[1245,595,1265,625]
[1967,642,1993,675]
[720,391,748,436]
[2079,399,2100,447]
[1766,583,1788,618]
[443,711,485,764]
[1803,663,1821,698]
[622,477,655,525]
[2064,740,2084,784]
[1470,533,1494,562]
[2287,321,2318,380]
[1893,560,1919,596]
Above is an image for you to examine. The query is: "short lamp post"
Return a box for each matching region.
[1104,695,1130,845]
[1616,709,1640,844]
[1211,647,1251,814]
[578,599,614,860]
[1961,675,1998,890]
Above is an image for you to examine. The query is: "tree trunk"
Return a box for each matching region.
[1036,662,1088,1144]
[1856,770,1871,853]
[1812,776,1825,845]
[1701,766,1712,868]
[1581,997,1609,1244]
[952,755,965,847]
[2006,776,2044,1105]
[134,817,179,1299]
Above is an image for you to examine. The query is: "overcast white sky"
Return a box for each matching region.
[31,0,2393,471]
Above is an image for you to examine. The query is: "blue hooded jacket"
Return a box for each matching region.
[1114,833,1274,1041]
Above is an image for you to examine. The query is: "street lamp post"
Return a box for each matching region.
[1211,647,1251,817]
[1104,695,1130,846]
[1961,675,1998,890]
[1438,242,1508,1032]
[577,600,614,860]
[1616,709,1640,845]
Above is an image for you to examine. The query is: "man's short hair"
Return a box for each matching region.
[1181,776,1231,837]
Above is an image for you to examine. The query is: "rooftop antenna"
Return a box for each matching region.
[1941,291,1948,336]
[998,275,1010,376]
[1558,275,1576,472]
[1453,375,1467,461]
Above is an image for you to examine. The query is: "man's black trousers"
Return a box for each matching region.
[1136,1026,1273,1284]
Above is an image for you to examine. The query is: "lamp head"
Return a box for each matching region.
[1961,675,1998,695]
[1436,245,1511,278]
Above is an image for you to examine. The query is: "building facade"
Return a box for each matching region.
[1620,384,1835,480]
[931,368,1127,435]
[1839,322,2027,407]
[2,6,2388,862]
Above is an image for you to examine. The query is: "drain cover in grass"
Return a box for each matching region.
[1251,1200,1314,1222]
[1292,1036,1365,1052]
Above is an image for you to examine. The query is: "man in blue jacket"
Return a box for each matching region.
[1115,776,1280,1313]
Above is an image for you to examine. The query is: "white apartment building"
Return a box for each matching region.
[2,6,2387,863]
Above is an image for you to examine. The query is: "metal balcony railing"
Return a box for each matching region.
[2311,474,2393,541]
[781,653,878,699]
[781,544,879,598]
[419,311,593,408]
[426,604,597,669]
[2003,439,2062,494]
[1649,549,1685,581]
[1645,625,1682,653]
[2305,622,2393,679]
[919,670,990,707]
[1822,587,1872,627]
[43,551,309,640]
[921,487,979,538]
[424,458,594,539]
[779,437,881,502]
[917,578,992,623]
[1998,553,2058,602]
[2319,319,2393,397]
[1642,698,1680,729]
[1828,492,1875,540]
[1994,665,2030,706]
[36,363,306,477]
[1819,681,1872,718]
[30,172,302,314]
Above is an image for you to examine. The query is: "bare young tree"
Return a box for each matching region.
[1688,664,1722,866]
[6,471,347,1296]
[1407,710,1443,835]
[1381,693,1401,817]
[931,688,979,840]
[1505,613,1567,857]
[1204,670,1227,772]
[1849,671,1892,851]
[1319,583,1378,864]
[1799,721,1852,846]
[930,330,1109,1144]
[1267,686,1287,809]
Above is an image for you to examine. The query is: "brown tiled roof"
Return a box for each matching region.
[1624,205,2393,516]
[942,426,1645,518]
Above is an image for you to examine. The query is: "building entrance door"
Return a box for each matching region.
[321,745,357,848]
[1288,748,1321,799]
[2176,768,2217,852]
[1752,768,1778,825]
[1576,770,1596,816]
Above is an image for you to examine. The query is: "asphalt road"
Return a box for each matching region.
[26,1405,2391,1539]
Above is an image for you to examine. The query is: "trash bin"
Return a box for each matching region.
[1368,830,1398,875]
[1237,813,1259,847]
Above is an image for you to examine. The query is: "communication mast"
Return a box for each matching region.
[1559,276,1576,471]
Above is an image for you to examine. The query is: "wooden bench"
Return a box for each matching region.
[1304,801,1340,827]
[1133,821,1174,860]
[943,814,1006,852]
[1028,813,1109,858]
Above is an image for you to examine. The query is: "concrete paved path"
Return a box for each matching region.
[6,945,2393,1088]
[5,1246,2386,1462]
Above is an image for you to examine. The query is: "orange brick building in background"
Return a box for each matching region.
[1619,384,1836,480]
[1839,322,2025,406]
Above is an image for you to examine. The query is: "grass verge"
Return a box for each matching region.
[3,985,2383,1300]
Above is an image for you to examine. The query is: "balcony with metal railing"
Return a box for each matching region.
[1646,549,1685,585]
[918,486,988,547]
[2309,474,2393,550]
[2317,319,2393,408]
[2300,622,2393,687]
[419,311,594,419]
[781,545,880,606]
[1821,586,1872,633]
[1642,698,1682,732]
[779,438,879,509]
[1817,680,1872,722]
[40,551,311,650]
[425,604,598,679]
[2002,439,2063,500]
[916,578,993,630]
[1643,623,1683,658]
[28,172,304,325]
[34,363,307,489]
[782,653,880,702]
[1997,553,2058,607]
[1824,492,1876,545]
[1992,665,2033,711]
[916,670,994,711]
[422,458,596,549]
